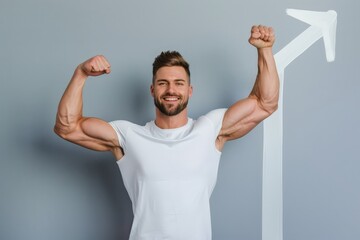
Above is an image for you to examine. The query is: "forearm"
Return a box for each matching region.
[250,47,279,113]
[55,66,88,135]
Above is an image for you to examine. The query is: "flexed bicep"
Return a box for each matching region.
[217,25,279,145]
[54,55,123,160]
[218,97,270,142]
[56,117,123,159]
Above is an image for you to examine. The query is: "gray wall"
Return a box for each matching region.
[1,0,359,239]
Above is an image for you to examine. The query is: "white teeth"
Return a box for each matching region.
[164,97,179,101]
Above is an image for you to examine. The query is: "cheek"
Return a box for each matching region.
[151,86,162,98]
[152,88,163,98]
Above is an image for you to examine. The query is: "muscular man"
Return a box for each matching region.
[54,25,279,239]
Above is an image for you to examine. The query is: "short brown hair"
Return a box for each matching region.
[152,51,190,83]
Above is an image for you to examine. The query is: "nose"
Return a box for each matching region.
[166,82,176,94]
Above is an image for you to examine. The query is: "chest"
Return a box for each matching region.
[122,125,220,181]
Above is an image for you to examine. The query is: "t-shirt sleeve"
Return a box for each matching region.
[203,108,227,137]
[108,120,131,150]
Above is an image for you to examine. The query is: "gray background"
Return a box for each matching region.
[1,0,359,239]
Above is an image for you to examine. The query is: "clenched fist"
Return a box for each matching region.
[248,25,275,49]
[78,55,111,77]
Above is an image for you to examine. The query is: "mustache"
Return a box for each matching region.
[160,94,182,98]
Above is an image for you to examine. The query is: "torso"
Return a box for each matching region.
[109,109,227,239]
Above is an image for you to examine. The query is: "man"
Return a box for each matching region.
[54,25,279,239]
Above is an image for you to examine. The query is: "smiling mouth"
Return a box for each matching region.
[163,96,180,102]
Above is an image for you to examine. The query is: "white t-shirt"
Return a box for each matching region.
[110,108,227,240]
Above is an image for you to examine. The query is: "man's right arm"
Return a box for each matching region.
[54,55,123,160]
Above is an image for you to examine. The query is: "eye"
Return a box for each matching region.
[175,82,185,86]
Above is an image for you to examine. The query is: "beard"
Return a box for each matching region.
[154,95,189,116]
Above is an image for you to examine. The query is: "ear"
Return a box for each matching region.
[150,84,154,97]
[189,85,193,97]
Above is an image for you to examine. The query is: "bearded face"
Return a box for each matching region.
[151,66,192,117]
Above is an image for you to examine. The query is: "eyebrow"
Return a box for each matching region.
[174,79,186,83]
[156,79,186,83]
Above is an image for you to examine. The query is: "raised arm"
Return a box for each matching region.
[216,25,279,150]
[54,55,123,160]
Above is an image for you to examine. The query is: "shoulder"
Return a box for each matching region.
[109,120,156,151]
[108,120,141,142]
[203,108,227,121]
[196,108,227,133]
[109,120,137,130]
[200,108,227,127]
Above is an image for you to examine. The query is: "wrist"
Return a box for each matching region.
[257,47,273,54]
[74,65,89,79]
[257,47,274,60]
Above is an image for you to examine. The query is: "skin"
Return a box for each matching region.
[151,66,193,128]
[54,25,279,160]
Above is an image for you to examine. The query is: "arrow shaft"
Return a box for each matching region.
[275,26,322,70]
[262,9,337,240]
[262,25,322,240]
[262,70,284,240]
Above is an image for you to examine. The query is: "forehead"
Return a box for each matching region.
[154,66,189,82]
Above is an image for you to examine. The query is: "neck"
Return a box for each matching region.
[154,108,189,129]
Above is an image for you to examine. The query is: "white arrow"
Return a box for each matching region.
[262,9,337,240]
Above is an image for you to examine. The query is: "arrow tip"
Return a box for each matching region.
[286,9,337,62]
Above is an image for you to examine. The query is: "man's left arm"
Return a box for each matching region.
[216,25,279,150]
